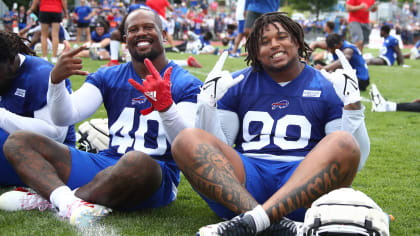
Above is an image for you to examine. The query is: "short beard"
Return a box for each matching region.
[130,48,160,63]
[264,55,299,73]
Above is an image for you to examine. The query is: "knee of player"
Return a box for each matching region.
[3,131,35,160]
[171,128,203,159]
[121,151,161,177]
[330,131,361,165]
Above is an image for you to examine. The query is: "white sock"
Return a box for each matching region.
[50,186,77,217]
[387,101,397,112]
[173,59,188,67]
[244,205,271,232]
[110,40,120,61]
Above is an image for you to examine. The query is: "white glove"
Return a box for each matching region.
[199,51,244,106]
[320,49,362,106]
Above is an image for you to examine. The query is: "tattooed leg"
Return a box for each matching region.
[172,128,258,214]
[3,130,72,199]
[263,131,360,223]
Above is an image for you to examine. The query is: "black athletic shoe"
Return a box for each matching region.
[259,218,301,236]
[197,214,257,236]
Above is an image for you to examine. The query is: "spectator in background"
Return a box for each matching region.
[230,0,245,57]
[74,0,93,43]
[366,25,404,66]
[346,0,377,53]
[2,10,14,32]
[27,0,68,63]
[339,18,348,40]
[412,2,418,17]
[17,6,28,31]
[232,0,281,58]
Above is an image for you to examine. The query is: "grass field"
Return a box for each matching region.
[0,48,419,235]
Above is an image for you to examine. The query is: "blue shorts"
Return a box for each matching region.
[200,152,307,221]
[67,147,180,211]
[0,128,25,187]
[238,20,245,34]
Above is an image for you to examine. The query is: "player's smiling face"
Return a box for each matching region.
[257,22,300,72]
[124,10,165,63]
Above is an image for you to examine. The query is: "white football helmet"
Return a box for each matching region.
[303,188,390,236]
[77,118,109,153]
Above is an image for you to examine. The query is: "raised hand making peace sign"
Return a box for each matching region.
[50,46,90,84]
[128,58,173,115]
[200,51,244,106]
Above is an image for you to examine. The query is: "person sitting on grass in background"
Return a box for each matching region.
[366,25,404,67]
[404,39,420,60]
[316,33,370,91]
[168,12,369,235]
[370,84,420,112]
[172,31,219,56]
[309,21,336,66]
[76,20,111,61]
[0,30,75,188]
[0,8,202,227]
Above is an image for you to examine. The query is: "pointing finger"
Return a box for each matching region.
[64,45,87,57]
[128,78,145,93]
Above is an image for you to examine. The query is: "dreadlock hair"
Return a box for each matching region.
[245,12,311,71]
[0,30,36,63]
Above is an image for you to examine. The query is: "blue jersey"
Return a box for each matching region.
[245,0,280,14]
[0,55,75,146]
[335,41,369,80]
[91,31,111,51]
[220,64,343,161]
[127,3,150,13]
[74,5,92,24]
[380,35,399,65]
[91,31,111,43]
[85,61,202,162]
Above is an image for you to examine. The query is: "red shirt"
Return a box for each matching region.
[347,0,375,24]
[40,0,63,13]
[146,0,170,19]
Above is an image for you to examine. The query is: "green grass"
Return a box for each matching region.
[0,49,419,235]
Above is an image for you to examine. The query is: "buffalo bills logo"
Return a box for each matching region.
[272,100,289,110]
[132,95,147,105]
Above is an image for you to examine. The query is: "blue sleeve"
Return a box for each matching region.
[85,70,105,95]
[217,69,248,112]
